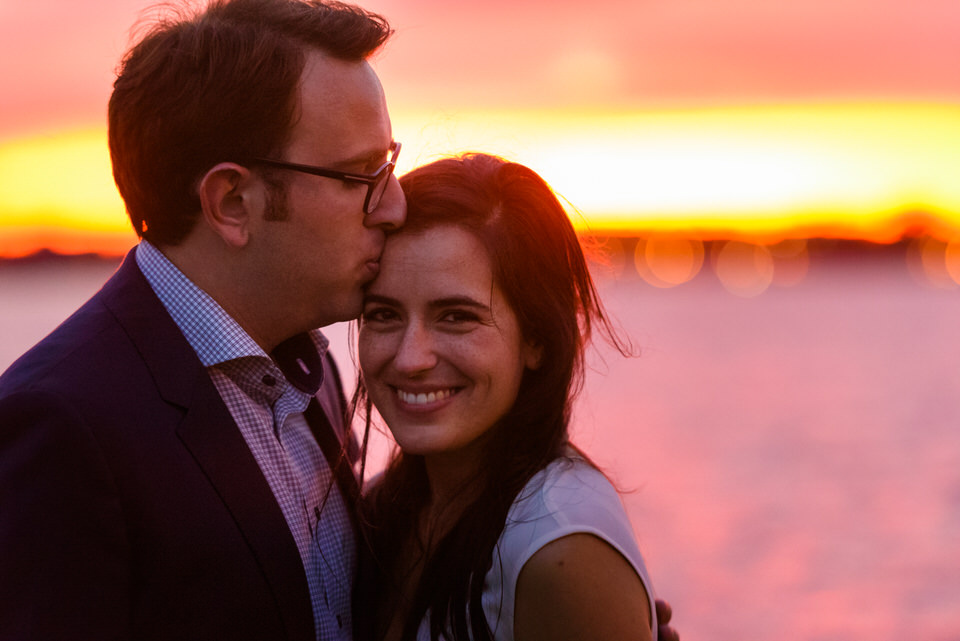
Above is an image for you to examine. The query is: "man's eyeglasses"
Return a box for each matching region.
[247,142,401,215]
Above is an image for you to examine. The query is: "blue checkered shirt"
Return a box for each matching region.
[137,241,355,640]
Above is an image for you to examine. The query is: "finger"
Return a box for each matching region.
[654,599,672,624]
[658,625,680,641]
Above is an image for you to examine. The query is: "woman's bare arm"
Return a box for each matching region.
[514,533,653,641]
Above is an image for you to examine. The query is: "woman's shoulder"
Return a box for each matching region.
[496,454,636,576]
[507,454,621,526]
[485,454,657,640]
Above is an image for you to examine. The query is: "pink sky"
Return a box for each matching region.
[1,0,958,142]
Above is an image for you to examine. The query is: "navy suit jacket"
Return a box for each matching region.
[0,250,349,640]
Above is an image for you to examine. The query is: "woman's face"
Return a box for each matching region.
[359,225,540,461]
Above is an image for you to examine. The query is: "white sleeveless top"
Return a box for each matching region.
[417,456,658,640]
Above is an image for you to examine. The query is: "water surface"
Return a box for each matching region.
[1,255,957,640]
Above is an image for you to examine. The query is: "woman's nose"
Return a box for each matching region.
[392,324,437,374]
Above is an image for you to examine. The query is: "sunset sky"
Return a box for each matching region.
[1,0,959,257]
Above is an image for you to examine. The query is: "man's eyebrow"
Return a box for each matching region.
[332,144,393,171]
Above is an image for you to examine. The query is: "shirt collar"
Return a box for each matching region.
[135,240,329,377]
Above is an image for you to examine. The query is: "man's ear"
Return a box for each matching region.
[197,162,256,248]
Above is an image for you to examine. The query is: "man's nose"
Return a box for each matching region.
[365,175,406,230]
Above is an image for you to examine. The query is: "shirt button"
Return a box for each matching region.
[261,374,277,386]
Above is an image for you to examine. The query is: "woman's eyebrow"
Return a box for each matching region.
[362,293,400,306]
[429,296,489,311]
[363,294,491,312]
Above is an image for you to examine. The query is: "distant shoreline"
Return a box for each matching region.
[0,248,123,267]
[0,237,922,265]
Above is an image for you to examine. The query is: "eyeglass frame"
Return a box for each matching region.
[245,141,401,215]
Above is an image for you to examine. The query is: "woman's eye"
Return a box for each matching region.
[440,310,480,324]
[362,307,398,323]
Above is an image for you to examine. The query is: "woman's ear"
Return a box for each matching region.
[524,341,544,370]
[197,162,255,248]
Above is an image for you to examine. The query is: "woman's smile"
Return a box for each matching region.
[394,386,460,408]
[359,225,539,460]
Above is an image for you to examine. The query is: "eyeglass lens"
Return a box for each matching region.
[366,169,391,213]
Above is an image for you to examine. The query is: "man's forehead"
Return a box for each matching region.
[287,52,392,162]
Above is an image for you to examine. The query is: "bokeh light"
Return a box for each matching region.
[769,239,810,287]
[907,236,960,289]
[713,241,775,297]
[945,239,960,285]
[634,238,705,288]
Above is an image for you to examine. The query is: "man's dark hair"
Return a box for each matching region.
[108,0,393,246]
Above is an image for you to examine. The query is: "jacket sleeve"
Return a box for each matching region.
[0,389,130,639]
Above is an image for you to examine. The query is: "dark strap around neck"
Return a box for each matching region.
[272,334,361,515]
[270,332,325,395]
[303,398,360,513]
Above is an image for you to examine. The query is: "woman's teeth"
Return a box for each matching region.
[397,388,455,405]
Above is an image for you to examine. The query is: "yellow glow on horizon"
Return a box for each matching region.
[0,129,127,230]
[390,102,960,240]
[0,129,131,256]
[1,102,959,256]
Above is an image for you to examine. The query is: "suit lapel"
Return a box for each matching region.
[176,398,314,641]
[100,251,315,641]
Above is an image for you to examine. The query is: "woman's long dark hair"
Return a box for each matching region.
[354,153,630,641]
